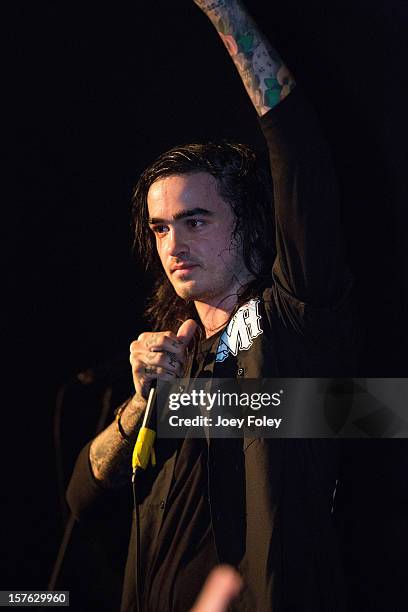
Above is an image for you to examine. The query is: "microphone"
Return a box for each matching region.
[132,381,157,477]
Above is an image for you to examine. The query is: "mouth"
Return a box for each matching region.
[171,264,199,277]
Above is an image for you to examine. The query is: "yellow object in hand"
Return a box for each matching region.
[132,427,156,471]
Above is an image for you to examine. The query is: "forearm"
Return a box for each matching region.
[89,394,146,488]
[195,0,295,116]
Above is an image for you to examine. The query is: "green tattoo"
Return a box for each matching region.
[237,32,254,54]
[199,0,296,115]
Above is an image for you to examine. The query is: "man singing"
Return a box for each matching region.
[67,1,357,609]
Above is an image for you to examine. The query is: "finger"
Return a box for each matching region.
[191,565,242,612]
[165,351,180,371]
[147,337,186,358]
[136,332,184,352]
[135,363,179,380]
[137,366,177,398]
[177,319,198,345]
[130,353,177,380]
[144,351,182,374]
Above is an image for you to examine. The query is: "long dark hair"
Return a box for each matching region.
[131,141,275,333]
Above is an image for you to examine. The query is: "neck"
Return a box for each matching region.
[194,274,254,339]
[194,295,236,339]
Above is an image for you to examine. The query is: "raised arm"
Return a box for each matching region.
[193,0,296,116]
[195,1,350,307]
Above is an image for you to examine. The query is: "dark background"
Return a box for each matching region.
[4,0,408,609]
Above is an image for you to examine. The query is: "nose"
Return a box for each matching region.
[165,227,189,259]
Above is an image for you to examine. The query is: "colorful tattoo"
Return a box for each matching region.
[196,0,296,115]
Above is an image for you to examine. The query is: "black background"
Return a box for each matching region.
[4,0,408,606]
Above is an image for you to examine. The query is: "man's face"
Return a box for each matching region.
[147,172,249,304]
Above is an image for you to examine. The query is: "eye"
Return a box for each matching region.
[186,219,205,229]
[151,224,169,235]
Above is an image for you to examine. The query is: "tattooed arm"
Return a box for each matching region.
[193,0,295,116]
[88,321,197,488]
[89,394,146,488]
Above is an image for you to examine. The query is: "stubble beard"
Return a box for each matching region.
[173,272,242,307]
[169,253,251,305]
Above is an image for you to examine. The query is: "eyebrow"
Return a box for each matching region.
[148,207,214,224]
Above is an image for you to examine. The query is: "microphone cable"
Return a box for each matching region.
[131,384,157,612]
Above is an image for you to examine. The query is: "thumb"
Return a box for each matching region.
[177,319,198,345]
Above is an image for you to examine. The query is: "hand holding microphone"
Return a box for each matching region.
[129,319,198,399]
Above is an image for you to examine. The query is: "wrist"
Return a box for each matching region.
[115,395,145,443]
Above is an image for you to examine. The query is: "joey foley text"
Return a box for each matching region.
[166,389,284,430]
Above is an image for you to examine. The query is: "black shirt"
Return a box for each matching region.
[144,334,222,612]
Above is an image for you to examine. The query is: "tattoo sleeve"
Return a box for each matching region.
[89,394,146,489]
[195,0,296,116]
